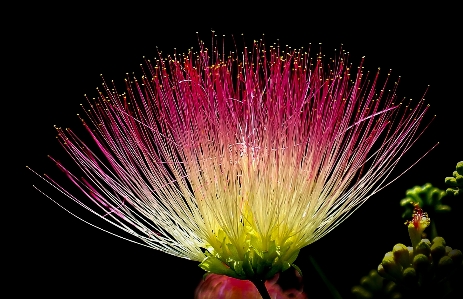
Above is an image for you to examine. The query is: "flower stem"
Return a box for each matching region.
[251,279,271,299]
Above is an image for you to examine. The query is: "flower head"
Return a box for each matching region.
[31,38,431,281]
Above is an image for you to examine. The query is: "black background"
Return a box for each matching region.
[20,4,462,298]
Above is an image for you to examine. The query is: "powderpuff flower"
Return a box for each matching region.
[30,37,432,296]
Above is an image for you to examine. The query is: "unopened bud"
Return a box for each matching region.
[393,243,410,267]
[351,286,373,299]
[431,242,446,262]
[407,246,413,257]
[384,281,398,294]
[448,249,463,265]
[368,269,383,286]
[402,267,417,287]
[415,239,431,256]
[432,237,446,246]
[445,246,452,255]
[378,264,395,281]
[437,256,453,277]
[381,252,403,279]
[360,276,376,293]
[413,253,430,273]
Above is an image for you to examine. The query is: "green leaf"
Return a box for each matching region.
[231,260,245,277]
[226,243,240,260]
[286,249,300,265]
[456,161,463,175]
[199,255,240,278]
[291,263,303,277]
[400,197,415,207]
[434,204,451,212]
[264,259,282,279]
[445,177,458,187]
[282,261,291,272]
[406,188,423,204]
[252,249,265,275]
[242,251,255,278]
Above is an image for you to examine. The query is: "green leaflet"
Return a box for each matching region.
[199,242,301,281]
[199,251,243,279]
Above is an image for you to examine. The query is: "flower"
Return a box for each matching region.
[405,203,431,249]
[30,38,431,283]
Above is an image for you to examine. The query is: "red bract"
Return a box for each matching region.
[195,274,307,299]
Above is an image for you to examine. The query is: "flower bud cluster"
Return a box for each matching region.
[445,161,463,196]
[378,237,462,289]
[400,184,448,219]
[351,269,402,299]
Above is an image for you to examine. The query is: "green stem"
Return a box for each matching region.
[430,219,438,240]
[309,255,343,299]
[251,279,271,299]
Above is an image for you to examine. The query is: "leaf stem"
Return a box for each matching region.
[309,255,343,299]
